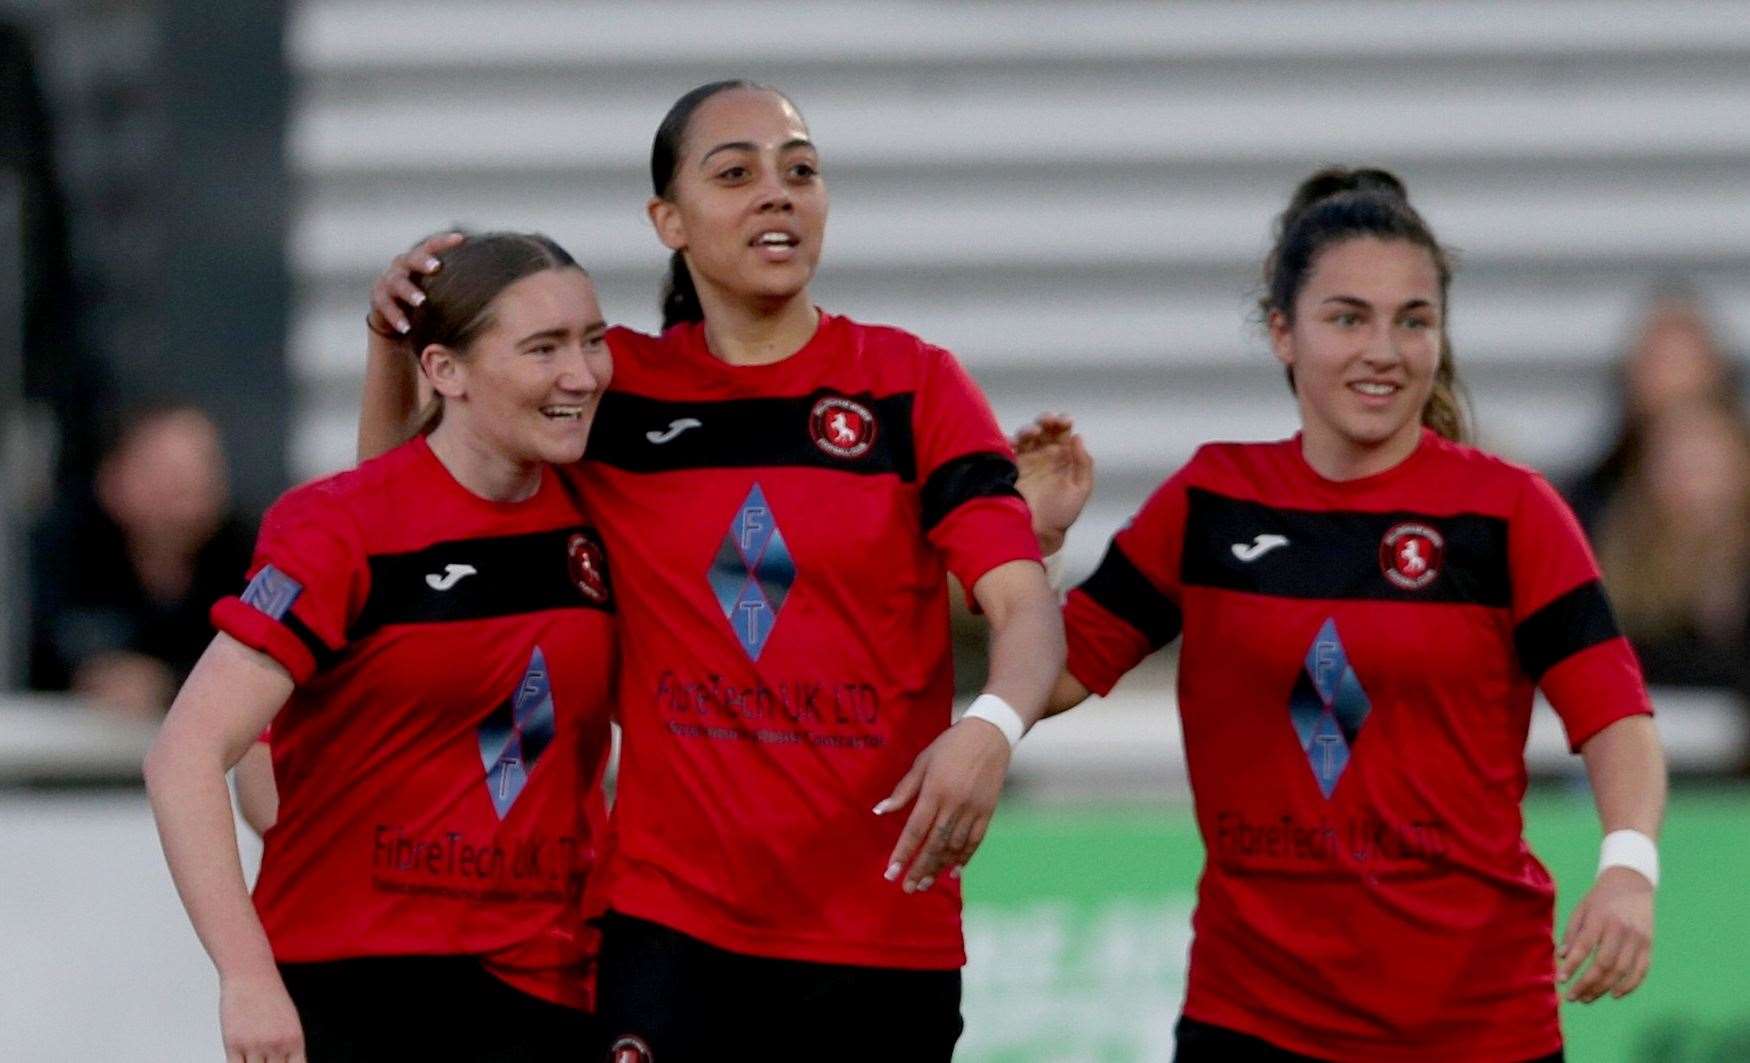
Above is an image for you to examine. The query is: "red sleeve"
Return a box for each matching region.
[1063,467,1190,696]
[1509,472,1652,750]
[209,484,368,685]
[912,344,1041,593]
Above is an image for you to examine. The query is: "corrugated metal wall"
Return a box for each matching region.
[286,0,1750,579]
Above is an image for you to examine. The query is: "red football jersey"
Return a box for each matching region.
[576,312,1041,968]
[211,437,617,1008]
[1064,430,1650,1062]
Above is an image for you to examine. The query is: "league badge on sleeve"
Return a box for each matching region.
[1379,522,1444,590]
[240,564,302,620]
[809,395,877,459]
[567,531,610,603]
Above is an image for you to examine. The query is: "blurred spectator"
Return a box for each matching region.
[1566,285,1742,533]
[1593,396,1750,700]
[28,404,253,718]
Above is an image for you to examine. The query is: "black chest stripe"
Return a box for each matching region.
[585,390,917,479]
[1180,488,1511,606]
[1514,579,1621,681]
[1076,541,1184,649]
[921,452,1022,533]
[348,526,612,641]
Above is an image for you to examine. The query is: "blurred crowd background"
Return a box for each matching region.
[2,2,1747,1060]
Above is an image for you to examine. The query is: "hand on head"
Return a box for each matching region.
[368,231,466,338]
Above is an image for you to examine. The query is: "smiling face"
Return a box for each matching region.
[423,267,611,466]
[1270,237,1444,470]
[647,87,827,312]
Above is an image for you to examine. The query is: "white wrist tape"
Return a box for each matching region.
[1598,829,1659,888]
[962,693,1026,750]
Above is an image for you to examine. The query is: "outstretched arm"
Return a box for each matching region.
[1557,714,1666,1003]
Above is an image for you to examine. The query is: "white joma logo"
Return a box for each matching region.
[646,418,702,444]
[1232,534,1290,562]
[425,563,478,591]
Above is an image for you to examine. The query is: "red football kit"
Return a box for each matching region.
[577,311,1041,968]
[211,436,617,1009]
[1064,430,1650,1061]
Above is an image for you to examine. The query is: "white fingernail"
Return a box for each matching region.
[395,320,410,334]
[410,291,426,306]
[949,866,962,880]
[424,257,441,271]
[884,862,902,881]
[872,800,891,815]
[917,876,934,892]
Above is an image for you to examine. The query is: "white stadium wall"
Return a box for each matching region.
[284,0,1750,583]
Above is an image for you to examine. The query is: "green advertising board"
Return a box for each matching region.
[961,790,1750,1062]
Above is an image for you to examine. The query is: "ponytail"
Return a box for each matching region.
[1423,350,1470,442]
[661,251,704,330]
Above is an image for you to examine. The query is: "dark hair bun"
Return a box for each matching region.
[1285,166,1409,224]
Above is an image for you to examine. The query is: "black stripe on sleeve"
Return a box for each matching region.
[920,452,1022,532]
[1075,541,1183,649]
[280,611,342,673]
[1513,579,1622,681]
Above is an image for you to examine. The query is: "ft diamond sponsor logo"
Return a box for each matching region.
[1288,618,1372,798]
[477,647,557,818]
[709,483,796,661]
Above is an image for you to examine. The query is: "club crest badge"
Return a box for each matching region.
[567,531,610,603]
[809,396,877,459]
[1379,522,1444,590]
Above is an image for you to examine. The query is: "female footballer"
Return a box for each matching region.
[147,233,617,1061]
[359,82,1064,1060]
[1017,167,1666,1061]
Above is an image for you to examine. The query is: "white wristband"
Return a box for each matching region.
[1598,829,1659,888]
[962,693,1026,750]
